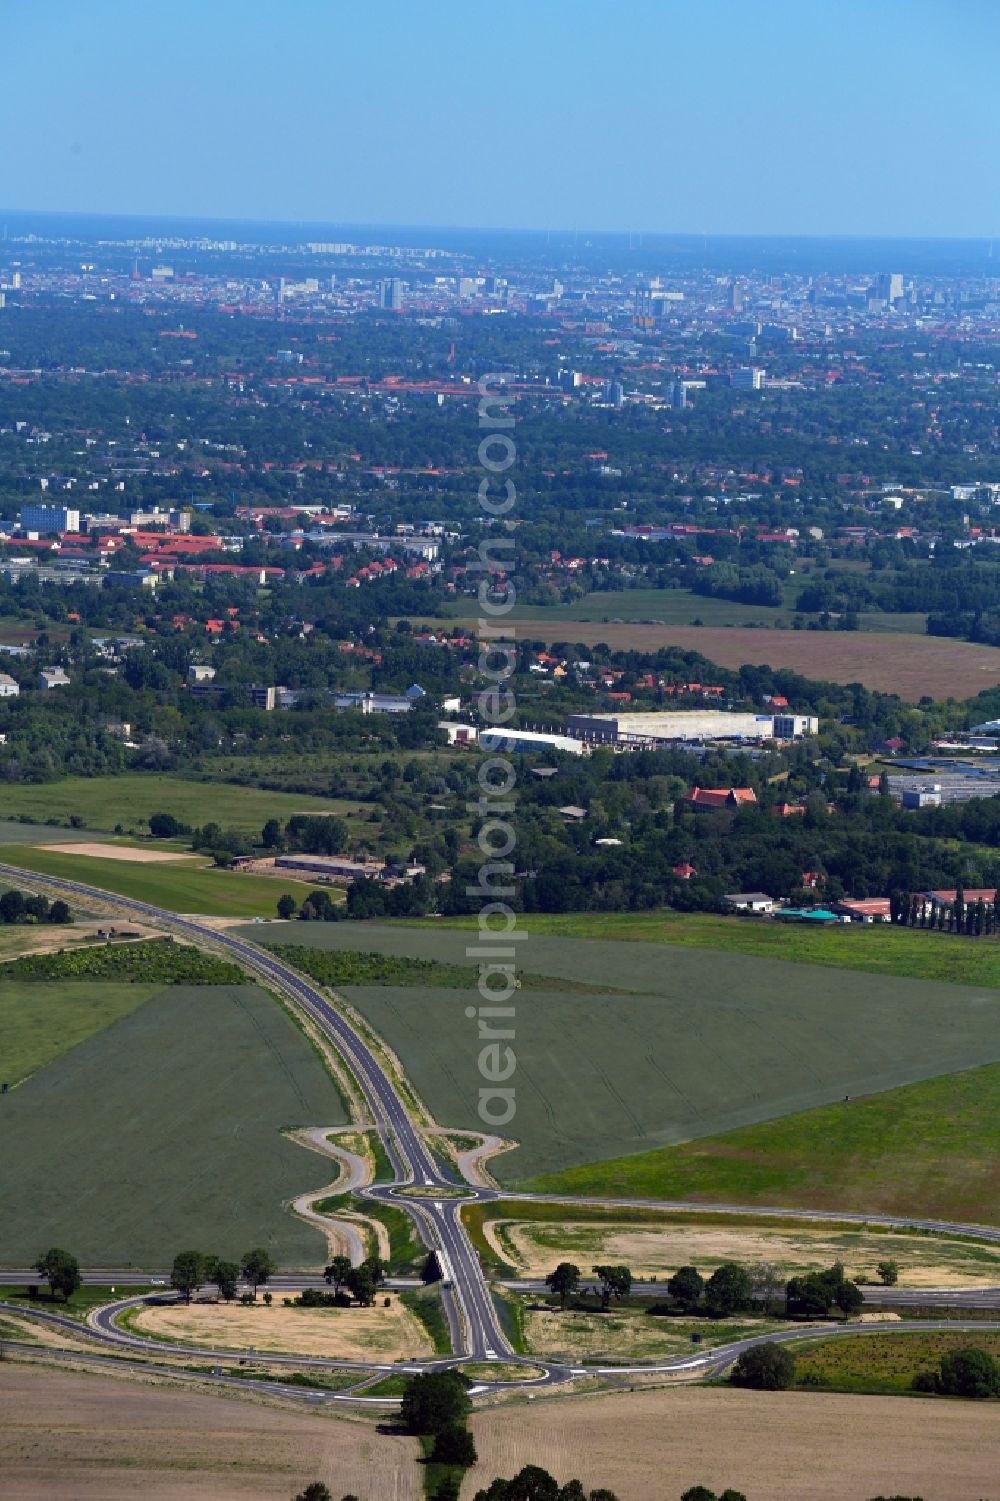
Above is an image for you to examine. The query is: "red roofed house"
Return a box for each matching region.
[683,787,758,812]
[673,863,698,881]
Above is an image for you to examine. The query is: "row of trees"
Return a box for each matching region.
[170,1247,275,1303]
[0,889,71,925]
[544,1259,865,1321]
[890,887,1000,936]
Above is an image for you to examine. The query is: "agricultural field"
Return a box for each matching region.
[470,1202,1000,1286]
[0,773,358,834]
[447,614,1000,698]
[445,585,929,633]
[341,972,997,1183]
[0,1364,420,1501]
[0,979,162,1087]
[435,907,1000,988]
[0,844,309,917]
[467,1385,1000,1501]
[793,1328,1000,1394]
[250,922,1000,1202]
[0,984,348,1264]
[523,1298,793,1365]
[522,1061,1000,1225]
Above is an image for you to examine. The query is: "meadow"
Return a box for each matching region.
[0,983,348,1264]
[0,844,308,917]
[0,773,357,834]
[793,1329,1000,1394]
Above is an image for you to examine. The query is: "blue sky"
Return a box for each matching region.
[3,0,997,236]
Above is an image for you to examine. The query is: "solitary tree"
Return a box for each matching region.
[276,893,298,920]
[241,1247,275,1300]
[935,1347,1000,1398]
[170,1250,206,1304]
[324,1255,352,1293]
[34,1247,81,1302]
[545,1262,581,1310]
[592,1264,632,1310]
[292,1486,333,1501]
[667,1265,705,1313]
[731,1342,796,1391]
[876,1259,900,1286]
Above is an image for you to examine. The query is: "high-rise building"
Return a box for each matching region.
[727,280,743,312]
[379,278,404,310]
[21,504,80,534]
[669,379,688,410]
[874,272,904,305]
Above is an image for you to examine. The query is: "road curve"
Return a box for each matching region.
[5,861,1000,1405]
[0,862,511,1364]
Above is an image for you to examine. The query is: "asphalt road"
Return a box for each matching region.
[4,861,1000,1403]
[0,862,510,1364]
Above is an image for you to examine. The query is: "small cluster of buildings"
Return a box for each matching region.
[721,885,997,924]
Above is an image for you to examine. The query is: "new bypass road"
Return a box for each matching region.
[0,861,511,1366]
[4,862,1000,1402]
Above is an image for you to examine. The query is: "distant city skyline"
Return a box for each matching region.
[4,0,998,238]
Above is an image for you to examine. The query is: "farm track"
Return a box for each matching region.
[4,860,1000,1407]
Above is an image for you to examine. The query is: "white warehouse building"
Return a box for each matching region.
[478,727,585,756]
[566,710,818,745]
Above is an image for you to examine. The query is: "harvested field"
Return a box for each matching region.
[467,1385,1000,1500]
[37,842,201,863]
[134,1297,433,1361]
[488,618,1000,699]
[0,1362,420,1500]
[491,1215,1000,1286]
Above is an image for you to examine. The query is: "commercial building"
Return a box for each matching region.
[274,854,383,883]
[730,367,765,390]
[477,727,585,756]
[566,710,818,746]
[722,892,775,914]
[21,504,80,534]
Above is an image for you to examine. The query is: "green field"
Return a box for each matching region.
[250,923,1000,1186]
[0,846,307,918]
[442,586,926,635]
[431,909,1000,989]
[522,1062,1000,1225]
[0,984,348,1265]
[0,980,162,1088]
[793,1330,1000,1394]
[0,774,358,834]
